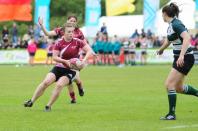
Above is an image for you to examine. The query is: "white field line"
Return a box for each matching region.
[162,124,198,129]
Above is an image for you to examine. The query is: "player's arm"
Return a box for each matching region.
[82,44,93,63]
[157,38,171,55]
[176,31,191,67]
[52,50,70,67]
[82,39,97,56]
[179,31,190,57]
[38,17,57,36]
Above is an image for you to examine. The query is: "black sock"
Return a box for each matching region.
[168,90,176,115]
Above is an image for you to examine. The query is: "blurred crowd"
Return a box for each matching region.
[1,22,198,66]
[0,22,49,50]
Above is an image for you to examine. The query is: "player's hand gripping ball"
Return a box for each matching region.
[69,58,84,70]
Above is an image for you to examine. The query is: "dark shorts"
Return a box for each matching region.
[124,50,129,54]
[29,52,35,56]
[114,51,119,55]
[141,51,147,55]
[173,54,195,75]
[50,66,76,84]
[47,53,53,57]
[108,51,112,54]
[104,52,108,54]
[82,52,86,56]
[98,50,104,54]
[129,51,135,54]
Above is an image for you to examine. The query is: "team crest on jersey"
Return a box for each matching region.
[71,46,77,49]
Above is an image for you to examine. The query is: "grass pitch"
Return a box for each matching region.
[0,65,198,131]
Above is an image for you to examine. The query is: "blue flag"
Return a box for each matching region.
[143,0,159,33]
[34,0,51,30]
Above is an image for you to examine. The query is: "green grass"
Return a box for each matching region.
[0,65,198,131]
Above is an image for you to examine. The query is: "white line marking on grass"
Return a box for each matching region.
[162,124,198,129]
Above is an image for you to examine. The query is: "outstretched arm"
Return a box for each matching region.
[38,17,57,36]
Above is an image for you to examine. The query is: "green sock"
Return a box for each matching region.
[183,85,198,97]
[168,90,176,115]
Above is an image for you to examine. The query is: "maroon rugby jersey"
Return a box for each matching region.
[54,38,85,68]
[47,43,54,54]
[54,27,85,40]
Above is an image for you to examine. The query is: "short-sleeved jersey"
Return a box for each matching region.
[167,18,193,55]
[73,28,85,40]
[47,43,54,53]
[123,41,130,51]
[54,27,64,38]
[54,27,85,40]
[129,42,136,52]
[54,38,85,68]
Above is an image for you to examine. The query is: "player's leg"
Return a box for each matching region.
[175,75,198,96]
[45,76,69,111]
[67,83,76,103]
[50,56,53,64]
[74,71,84,96]
[160,68,184,120]
[176,55,198,96]
[46,56,49,65]
[24,72,56,107]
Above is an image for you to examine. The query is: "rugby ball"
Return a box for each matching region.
[69,58,84,70]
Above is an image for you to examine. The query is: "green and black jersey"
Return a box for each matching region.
[167,18,193,56]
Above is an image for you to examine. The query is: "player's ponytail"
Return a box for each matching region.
[162,3,180,18]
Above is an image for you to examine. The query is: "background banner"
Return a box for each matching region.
[0,0,32,21]
[143,0,159,33]
[34,0,51,30]
[85,0,101,37]
[106,0,135,16]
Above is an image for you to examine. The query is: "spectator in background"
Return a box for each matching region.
[11,22,18,48]
[146,29,153,39]
[2,26,9,39]
[196,42,198,50]
[27,37,37,66]
[103,35,109,65]
[122,37,130,65]
[112,35,122,65]
[141,28,146,38]
[22,33,30,48]
[139,35,147,65]
[130,29,139,39]
[46,37,54,65]
[2,34,10,49]
[153,36,161,47]
[96,34,104,65]
[28,25,34,37]
[100,22,108,35]
[129,39,136,65]
[14,37,22,49]
[190,35,196,47]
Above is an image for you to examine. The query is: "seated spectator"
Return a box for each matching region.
[22,34,30,48]
[2,34,11,49]
[2,26,9,39]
